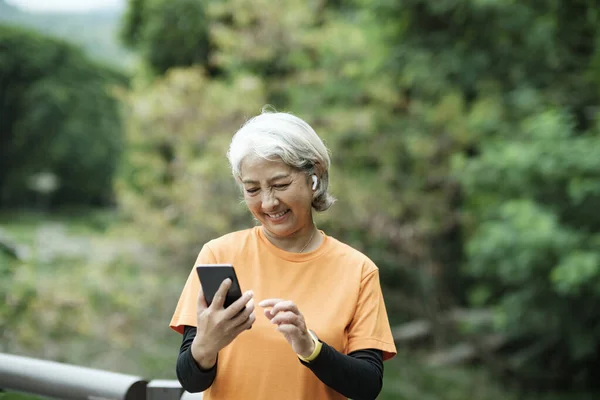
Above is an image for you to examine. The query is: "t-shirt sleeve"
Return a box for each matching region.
[345,263,397,361]
[169,244,217,334]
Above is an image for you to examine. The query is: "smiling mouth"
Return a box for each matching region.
[265,210,290,220]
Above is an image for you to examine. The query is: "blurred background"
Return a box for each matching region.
[1,0,600,399]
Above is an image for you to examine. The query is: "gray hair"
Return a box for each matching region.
[227,109,336,212]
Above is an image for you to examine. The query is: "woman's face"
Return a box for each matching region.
[240,155,314,239]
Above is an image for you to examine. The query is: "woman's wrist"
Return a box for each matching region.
[298,330,322,362]
[298,338,316,359]
[191,339,218,370]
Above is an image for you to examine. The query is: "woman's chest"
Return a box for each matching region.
[231,260,359,352]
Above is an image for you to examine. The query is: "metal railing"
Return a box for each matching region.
[0,353,202,400]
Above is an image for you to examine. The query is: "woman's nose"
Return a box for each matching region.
[261,190,279,210]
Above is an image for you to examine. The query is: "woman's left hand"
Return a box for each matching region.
[258,298,315,358]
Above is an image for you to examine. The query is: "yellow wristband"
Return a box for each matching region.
[298,330,322,363]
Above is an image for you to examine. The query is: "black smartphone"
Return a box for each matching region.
[196,264,243,309]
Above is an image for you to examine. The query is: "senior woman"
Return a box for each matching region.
[169,110,397,400]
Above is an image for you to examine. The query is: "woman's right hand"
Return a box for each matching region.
[191,279,255,369]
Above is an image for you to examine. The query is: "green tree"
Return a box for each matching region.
[120,0,212,75]
[0,25,126,207]
[366,0,600,389]
[457,114,600,390]
[120,0,146,49]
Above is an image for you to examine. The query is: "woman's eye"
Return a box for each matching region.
[245,188,259,194]
[273,184,290,189]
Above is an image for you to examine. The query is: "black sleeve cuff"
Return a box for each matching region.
[299,341,383,400]
[176,326,217,393]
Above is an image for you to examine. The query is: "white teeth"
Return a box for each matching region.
[268,210,287,218]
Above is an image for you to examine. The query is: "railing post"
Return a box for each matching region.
[0,353,204,400]
[146,380,183,400]
[0,353,147,400]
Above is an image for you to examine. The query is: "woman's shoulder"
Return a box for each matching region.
[323,233,379,274]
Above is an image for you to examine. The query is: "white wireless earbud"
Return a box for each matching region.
[311,175,318,190]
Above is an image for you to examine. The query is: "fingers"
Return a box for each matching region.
[210,278,232,310]
[230,299,255,327]
[229,300,256,335]
[233,312,256,335]
[236,310,256,332]
[258,298,284,308]
[263,308,274,321]
[260,299,300,318]
[258,299,284,313]
[276,323,303,337]
[196,283,208,312]
[269,310,297,325]
[224,290,254,318]
[260,299,305,330]
[272,300,300,316]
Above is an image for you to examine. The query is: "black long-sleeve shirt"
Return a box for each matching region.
[177,325,384,400]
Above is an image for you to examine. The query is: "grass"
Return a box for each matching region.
[0,207,119,242]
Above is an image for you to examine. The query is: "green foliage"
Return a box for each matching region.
[117,67,264,267]
[120,0,146,49]
[457,121,600,388]
[361,0,600,389]
[121,0,211,75]
[381,350,521,400]
[0,25,126,207]
[0,210,182,378]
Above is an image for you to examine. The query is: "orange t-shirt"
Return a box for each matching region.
[169,226,397,400]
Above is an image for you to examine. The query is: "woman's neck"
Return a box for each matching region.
[262,224,322,253]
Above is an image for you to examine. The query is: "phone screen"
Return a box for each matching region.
[196,264,243,308]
